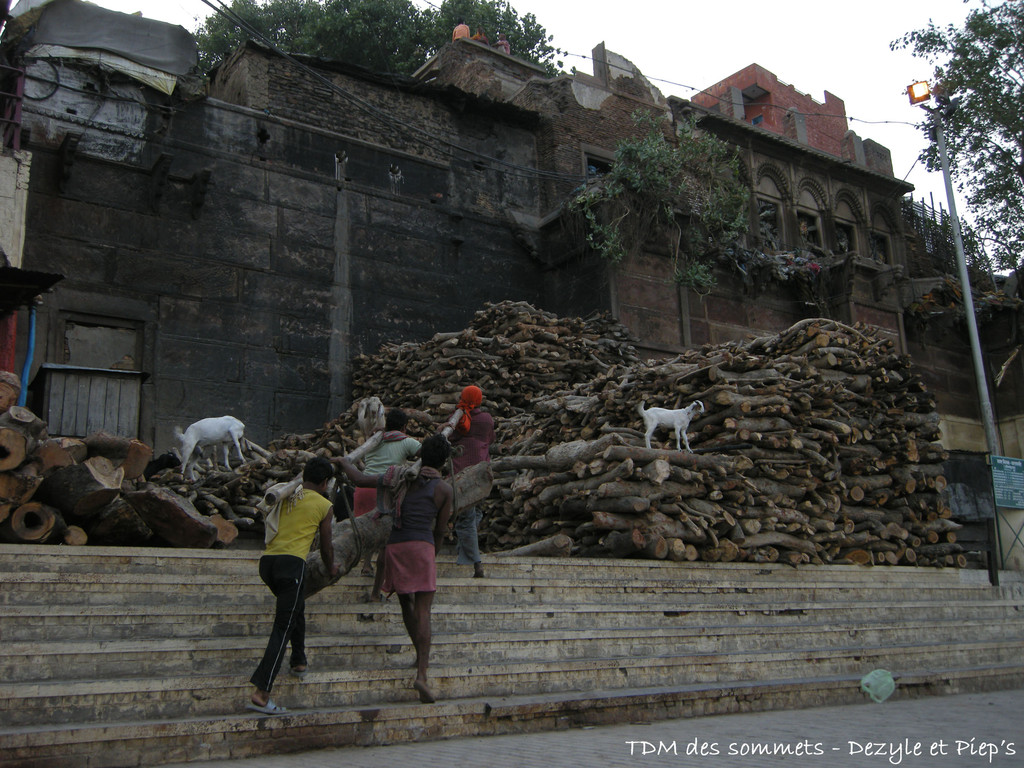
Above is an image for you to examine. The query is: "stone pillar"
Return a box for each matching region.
[0,151,31,269]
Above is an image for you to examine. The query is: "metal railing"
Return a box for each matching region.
[902,196,990,279]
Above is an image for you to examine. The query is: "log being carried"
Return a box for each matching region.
[332,433,456,704]
[301,403,493,597]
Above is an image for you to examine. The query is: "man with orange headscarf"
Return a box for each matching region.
[449,385,494,577]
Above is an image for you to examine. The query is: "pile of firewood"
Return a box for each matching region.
[348,299,643,421]
[0,398,234,548]
[0,369,274,548]
[0,301,970,567]
[127,301,643,544]
[339,303,965,567]
[0,397,332,548]
[481,317,964,567]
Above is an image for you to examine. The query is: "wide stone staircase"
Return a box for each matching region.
[1,543,1023,767]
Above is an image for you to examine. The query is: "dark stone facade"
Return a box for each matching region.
[17,43,545,448]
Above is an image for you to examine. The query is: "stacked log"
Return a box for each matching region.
[477,317,966,567]
[299,303,970,568]
[0,301,976,568]
[0,406,77,545]
[348,300,642,427]
[0,402,256,548]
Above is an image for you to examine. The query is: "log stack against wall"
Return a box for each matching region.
[338,303,967,568]
[0,300,970,567]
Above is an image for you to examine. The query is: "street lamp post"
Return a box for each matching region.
[930,108,1003,455]
[907,81,1004,578]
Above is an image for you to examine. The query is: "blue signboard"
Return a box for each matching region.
[991,455,1024,510]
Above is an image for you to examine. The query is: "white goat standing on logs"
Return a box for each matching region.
[638,400,704,452]
[356,396,386,440]
[175,415,247,480]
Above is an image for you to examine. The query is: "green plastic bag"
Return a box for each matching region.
[860,669,896,703]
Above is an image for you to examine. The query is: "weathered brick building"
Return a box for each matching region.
[693,63,855,161]
[1,3,1021,468]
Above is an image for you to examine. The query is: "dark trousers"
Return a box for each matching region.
[249,554,307,693]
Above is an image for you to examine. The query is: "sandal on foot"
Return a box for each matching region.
[247,699,288,715]
[289,666,308,679]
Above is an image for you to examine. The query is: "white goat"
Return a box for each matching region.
[175,415,246,480]
[638,400,705,452]
[356,396,385,440]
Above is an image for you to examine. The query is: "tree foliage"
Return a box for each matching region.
[194,0,561,75]
[893,0,1024,272]
[566,111,749,291]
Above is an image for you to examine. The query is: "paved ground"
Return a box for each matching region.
[165,687,1024,768]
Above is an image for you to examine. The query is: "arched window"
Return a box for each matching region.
[756,174,784,252]
[870,211,893,264]
[796,188,822,249]
[834,200,858,254]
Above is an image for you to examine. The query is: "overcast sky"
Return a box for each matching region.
[77,0,976,214]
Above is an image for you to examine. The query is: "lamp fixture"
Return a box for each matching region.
[906,80,931,105]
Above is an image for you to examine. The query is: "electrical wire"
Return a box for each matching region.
[557,47,923,130]
[197,0,926,189]
[198,0,588,186]
[404,0,924,131]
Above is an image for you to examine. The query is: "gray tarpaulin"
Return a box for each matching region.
[9,0,198,75]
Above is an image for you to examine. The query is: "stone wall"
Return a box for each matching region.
[20,114,343,449]
[17,47,546,450]
[11,38,1018,460]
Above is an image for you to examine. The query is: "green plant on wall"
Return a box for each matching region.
[566,111,749,291]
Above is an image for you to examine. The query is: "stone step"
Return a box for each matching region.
[2,544,1021,768]
[2,639,1022,728]
[4,596,1019,642]
[0,543,987,587]
[0,568,999,611]
[0,672,958,768]
[4,614,1021,685]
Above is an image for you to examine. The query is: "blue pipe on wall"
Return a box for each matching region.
[17,304,35,407]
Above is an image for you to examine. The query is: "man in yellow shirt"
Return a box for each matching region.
[247,457,339,714]
[452,19,470,41]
